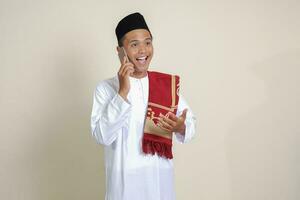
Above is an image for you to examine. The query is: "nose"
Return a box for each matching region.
[138,44,146,54]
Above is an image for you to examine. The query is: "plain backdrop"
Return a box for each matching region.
[1,0,299,200]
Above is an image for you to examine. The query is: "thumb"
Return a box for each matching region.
[180,108,188,119]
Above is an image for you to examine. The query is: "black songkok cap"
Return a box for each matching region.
[115,12,151,42]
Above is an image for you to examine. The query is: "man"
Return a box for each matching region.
[91,12,196,200]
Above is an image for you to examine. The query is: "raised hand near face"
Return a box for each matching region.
[118,55,134,101]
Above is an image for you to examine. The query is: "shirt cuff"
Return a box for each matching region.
[174,117,195,143]
[111,93,131,117]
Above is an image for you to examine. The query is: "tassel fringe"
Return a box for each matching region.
[142,133,173,159]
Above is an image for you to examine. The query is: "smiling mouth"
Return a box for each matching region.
[136,56,148,64]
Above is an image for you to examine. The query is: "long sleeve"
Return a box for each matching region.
[91,81,131,146]
[174,94,196,143]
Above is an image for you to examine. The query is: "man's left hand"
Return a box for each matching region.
[157,109,187,135]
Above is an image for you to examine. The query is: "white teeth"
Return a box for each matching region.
[136,56,147,64]
[137,56,147,60]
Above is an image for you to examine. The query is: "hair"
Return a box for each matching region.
[118,36,125,47]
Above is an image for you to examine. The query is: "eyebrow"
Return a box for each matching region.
[129,37,152,44]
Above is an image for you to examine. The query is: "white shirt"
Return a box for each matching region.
[91,74,196,200]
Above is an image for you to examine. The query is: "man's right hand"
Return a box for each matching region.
[118,56,134,101]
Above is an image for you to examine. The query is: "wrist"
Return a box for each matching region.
[177,124,186,135]
[118,90,128,101]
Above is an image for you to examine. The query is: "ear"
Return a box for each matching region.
[116,46,121,53]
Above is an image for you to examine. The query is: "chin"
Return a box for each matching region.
[134,63,149,72]
[133,67,148,77]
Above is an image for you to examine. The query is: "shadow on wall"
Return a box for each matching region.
[29,44,105,200]
[226,50,300,200]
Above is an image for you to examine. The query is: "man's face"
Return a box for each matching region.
[120,29,153,77]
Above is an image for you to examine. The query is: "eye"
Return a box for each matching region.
[131,43,138,47]
[146,40,152,45]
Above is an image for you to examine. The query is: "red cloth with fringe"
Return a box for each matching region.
[142,71,180,159]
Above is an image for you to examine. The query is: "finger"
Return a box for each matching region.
[157,123,172,132]
[122,65,134,77]
[118,66,124,75]
[120,63,133,75]
[168,112,178,122]
[181,109,188,119]
[118,61,127,75]
[122,55,127,65]
[125,67,134,76]
[158,117,174,130]
[119,56,132,74]
[157,121,172,132]
[160,114,176,127]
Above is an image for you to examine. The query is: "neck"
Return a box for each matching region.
[131,71,148,79]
